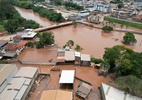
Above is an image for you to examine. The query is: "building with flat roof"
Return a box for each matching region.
[76,82,92,99]
[59,70,75,89]
[100,83,142,100]
[0,64,18,93]
[40,90,73,100]
[57,50,91,66]
[0,66,39,100]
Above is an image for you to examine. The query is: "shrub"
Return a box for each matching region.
[102,26,113,32]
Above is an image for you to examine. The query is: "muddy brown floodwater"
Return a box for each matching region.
[15,7,142,58]
[15,7,55,27]
[49,24,142,58]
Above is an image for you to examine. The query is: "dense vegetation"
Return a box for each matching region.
[104,16,142,29]
[51,0,84,10]
[0,0,39,33]
[36,32,54,48]
[13,1,65,22]
[63,2,84,11]
[103,45,142,97]
[116,75,142,97]
[123,32,137,45]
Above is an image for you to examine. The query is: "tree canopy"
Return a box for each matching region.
[36,32,54,48]
[102,26,113,32]
[123,32,137,45]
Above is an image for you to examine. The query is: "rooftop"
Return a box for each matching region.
[59,70,75,84]
[40,90,72,100]
[101,83,142,100]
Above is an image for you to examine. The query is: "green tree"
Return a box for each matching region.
[27,41,34,48]
[102,26,113,33]
[66,40,74,48]
[75,44,83,52]
[4,19,19,33]
[115,58,132,76]
[116,75,142,96]
[123,32,137,45]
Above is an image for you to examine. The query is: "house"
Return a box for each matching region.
[4,43,17,51]
[78,10,90,18]
[59,70,75,89]
[13,35,21,43]
[0,41,8,48]
[16,40,28,55]
[57,49,91,66]
[94,2,111,13]
[17,29,37,40]
[76,82,92,99]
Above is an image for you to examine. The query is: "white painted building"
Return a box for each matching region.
[94,2,111,13]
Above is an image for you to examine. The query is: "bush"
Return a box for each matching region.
[27,41,34,48]
[123,32,137,45]
[102,26,113,32]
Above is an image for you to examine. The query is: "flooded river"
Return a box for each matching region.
[15,7,55,27]
[15,7,142,58]
[50,24,142,58]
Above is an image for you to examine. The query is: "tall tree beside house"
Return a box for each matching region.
[123,32,137,45]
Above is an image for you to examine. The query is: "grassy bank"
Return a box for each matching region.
[104,17,142,29]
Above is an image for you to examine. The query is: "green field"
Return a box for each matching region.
[104,17,142,29]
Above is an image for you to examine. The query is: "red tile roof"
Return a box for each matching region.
[16,40,28,49]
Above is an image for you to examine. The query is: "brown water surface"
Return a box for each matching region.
[15,7,55,27]
[15,7,142,58]
[49,24,142,58]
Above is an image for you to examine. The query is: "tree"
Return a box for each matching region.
[116,75,142,96]
[75,44,83,52]
[4,19,19,33]
[102,26,113,33]
[36,32,54,48]
[27,41,34,48]
[115,58,132,76]
[66,40,74,48]
[123,32,137,45]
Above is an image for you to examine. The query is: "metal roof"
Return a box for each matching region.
[14,67,38,79]
[81,54,91,61]
[0,64,17,85]
[59,70,75,84]
[40,90,72,100]
[0,87,18,100]
[15,85,28,100]
[0,41,8,48]
[8,78,26,90]
[3,52,16,57]
[65,51,75,61]
[101,83,142,100]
